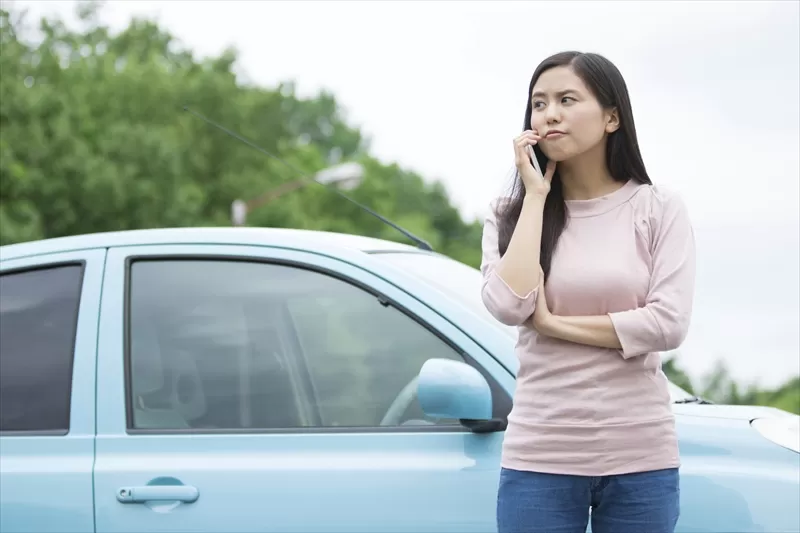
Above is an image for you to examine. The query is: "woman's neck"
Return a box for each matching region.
[557,143,621,201]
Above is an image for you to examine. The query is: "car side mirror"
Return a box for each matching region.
[417,358,506,433]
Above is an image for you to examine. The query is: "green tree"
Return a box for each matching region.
[0,3,484,268]
[661,354,696,396]
[663,355,800,415]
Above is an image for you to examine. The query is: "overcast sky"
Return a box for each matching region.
[12,0,800,389]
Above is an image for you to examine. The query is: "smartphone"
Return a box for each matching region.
[526,144,544,177]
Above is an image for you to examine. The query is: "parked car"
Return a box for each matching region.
[1,227,798,533]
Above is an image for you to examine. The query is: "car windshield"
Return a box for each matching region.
[373,251,695,403]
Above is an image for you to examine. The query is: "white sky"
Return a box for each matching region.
[10,0,800,389]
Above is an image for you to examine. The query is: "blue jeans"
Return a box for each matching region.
[497,466,680,533]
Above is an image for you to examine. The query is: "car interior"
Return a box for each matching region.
[126,258,464,432]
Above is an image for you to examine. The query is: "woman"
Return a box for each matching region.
[480,51,696,533]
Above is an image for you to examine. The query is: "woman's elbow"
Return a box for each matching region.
[481,287,535,326]
[492,308,531,327]
[662,319,691,351]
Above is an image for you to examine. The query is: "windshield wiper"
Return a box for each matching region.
[673,396,713,405]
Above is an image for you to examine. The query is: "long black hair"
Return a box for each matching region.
[496,51,652,280]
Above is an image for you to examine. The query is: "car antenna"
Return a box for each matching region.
[183,106,434,252]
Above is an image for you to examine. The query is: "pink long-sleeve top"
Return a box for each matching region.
[481,179,696,476]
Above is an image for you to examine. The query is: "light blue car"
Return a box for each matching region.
[1,227,798,533]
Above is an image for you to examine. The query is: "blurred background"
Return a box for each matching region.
[0,0,798,413]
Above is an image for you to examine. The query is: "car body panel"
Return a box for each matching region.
[0,249,107,532]
[674,414,800,532]
[92,243,512,532]
[0,227,418,263]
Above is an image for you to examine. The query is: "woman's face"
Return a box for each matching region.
[529,66,618,162]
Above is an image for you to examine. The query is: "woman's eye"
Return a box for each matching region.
[532,101,545,109]
[562,96,576,104]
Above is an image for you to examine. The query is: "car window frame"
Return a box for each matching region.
[0,249,105,438]
[117,247,512,436]
[0,261,84,435]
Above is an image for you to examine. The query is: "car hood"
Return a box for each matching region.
[673,403,797,421]
[675,403,800,455]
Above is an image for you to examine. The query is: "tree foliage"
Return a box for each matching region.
[0,3,483,266]
[663,355,799,415]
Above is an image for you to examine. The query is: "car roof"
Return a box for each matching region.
[0,227,421,261]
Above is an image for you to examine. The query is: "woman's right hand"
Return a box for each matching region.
[514,130,557,198]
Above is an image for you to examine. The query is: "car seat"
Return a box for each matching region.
[165,350,207,427]
[130,320,191,430]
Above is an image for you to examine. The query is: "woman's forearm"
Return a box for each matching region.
[494,194,547,297]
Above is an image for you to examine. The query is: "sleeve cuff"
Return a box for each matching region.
[608,308,667,359]
[481,270,537,326]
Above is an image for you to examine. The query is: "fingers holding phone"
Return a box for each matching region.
[513,130,556,197]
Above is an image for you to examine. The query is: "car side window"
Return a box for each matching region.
[285,277,465,427]
[126,258,472,432]
[0,264,84,433]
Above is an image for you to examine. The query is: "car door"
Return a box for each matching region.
[93,243,511,533]
[0,249,106,532]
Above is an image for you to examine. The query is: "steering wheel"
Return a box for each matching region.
[379,375,419,426]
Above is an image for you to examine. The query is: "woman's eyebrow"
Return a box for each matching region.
[531,89,578,99]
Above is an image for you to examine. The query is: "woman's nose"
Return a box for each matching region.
[545,105,562,124]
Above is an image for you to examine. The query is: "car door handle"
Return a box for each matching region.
[117,485,199,504]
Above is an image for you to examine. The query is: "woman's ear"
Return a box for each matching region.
[606,108,621,133]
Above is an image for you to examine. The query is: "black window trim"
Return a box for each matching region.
[123,253,511,436]
[0,260,86,437]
